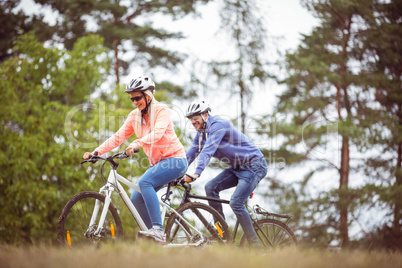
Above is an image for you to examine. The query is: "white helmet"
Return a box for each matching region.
[186,100,211,118]
[125,76,155,93]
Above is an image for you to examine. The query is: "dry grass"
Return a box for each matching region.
[0,242,401,268]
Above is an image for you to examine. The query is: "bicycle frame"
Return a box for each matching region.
[89,169,208,246]
[177,184,292,246]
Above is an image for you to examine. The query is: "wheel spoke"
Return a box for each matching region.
[58,192,123,247]
[242,219,297,250]
[165,202,231,246]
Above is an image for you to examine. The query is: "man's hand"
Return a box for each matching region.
[184,174,199,183]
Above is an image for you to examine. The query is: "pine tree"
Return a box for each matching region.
[33,0,212,85]
[0,0,55,62]
[356,0,402,250]
[209,0,268,133]
[255,0,399,247]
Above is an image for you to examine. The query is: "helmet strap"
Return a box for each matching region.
[197,113,208,133]
[141,92,152,124]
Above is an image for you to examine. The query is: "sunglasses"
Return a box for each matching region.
[130,95,144,102]
[188,115,202,121]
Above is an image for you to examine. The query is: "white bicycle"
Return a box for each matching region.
[57,151,231,247]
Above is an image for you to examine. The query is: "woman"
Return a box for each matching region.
[83,76,188,243]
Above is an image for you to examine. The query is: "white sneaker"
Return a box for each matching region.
[138,227,166,243]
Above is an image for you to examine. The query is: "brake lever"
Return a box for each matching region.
[80,158,98,164]
[115,149,140,159]
[81,153,100,164]
[171,177,184,187]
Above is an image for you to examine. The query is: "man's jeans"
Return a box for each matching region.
[205,157,268,245]
[130,157,188,230]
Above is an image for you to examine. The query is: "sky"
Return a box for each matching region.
[149,0,320,116]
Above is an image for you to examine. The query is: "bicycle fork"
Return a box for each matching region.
[86,184,115,239]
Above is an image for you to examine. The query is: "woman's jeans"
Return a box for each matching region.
[130,157,188,230]
[205,157,268,245]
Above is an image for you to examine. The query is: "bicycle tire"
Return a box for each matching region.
[165,202,231,246]
[57,191,123,246]
[240,218,297,249]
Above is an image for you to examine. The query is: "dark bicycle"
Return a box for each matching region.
[165,176,298,250]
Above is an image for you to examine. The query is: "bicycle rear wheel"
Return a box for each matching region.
[165,202,231,246]
[57,191,123,247]
[240,218,297,249]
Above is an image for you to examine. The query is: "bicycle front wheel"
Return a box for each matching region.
[165,202,231,246]
[240,218,297,250]
[57,191,123,247]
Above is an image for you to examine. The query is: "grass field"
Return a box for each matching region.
[0,242,401,268]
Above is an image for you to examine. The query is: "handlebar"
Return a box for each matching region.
[80,149,140,183]
[162,174,197,203]
[170,174,197,187]
[80,149,140,165]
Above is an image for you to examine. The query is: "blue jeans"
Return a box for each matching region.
[130,157,188,230]
[205,157,268,245]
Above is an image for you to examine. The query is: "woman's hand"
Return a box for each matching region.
[83,152,94,160]
[125,146,135,156]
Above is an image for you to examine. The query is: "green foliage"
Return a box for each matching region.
[0,1,55,63]
[0,30,192,244]
[255,0,402,249]
[0,33,109,244]
[33,0,212,82]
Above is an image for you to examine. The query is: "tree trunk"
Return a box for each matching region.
[113,39,120,86]
[394,134,402,236]
[240,86,245,134]
[339,135,350,247]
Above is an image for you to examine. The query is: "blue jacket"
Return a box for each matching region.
[186,115,264,175]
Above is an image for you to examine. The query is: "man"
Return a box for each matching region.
[185,100,268,246]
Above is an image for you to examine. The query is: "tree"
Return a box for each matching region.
[0,33,109,243]
[33,0,212,85]
[207,0,268,133]
[0,0,55,63]
[254,0,397,248]
[0,31,193,244]
[355,0,402,250]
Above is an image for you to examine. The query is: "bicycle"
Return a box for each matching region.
[57,151,231,247]
[167,177,298,250]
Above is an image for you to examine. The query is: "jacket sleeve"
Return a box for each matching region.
[129,107,170,149]
[194,122,226,175]
[96,111,136,155]
[186,133,200,166]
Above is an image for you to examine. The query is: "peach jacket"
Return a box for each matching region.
[96,103,185,166]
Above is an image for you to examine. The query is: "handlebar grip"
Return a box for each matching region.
[187,174,197,182]
[133,149,140,153]
[81,158,98,164]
